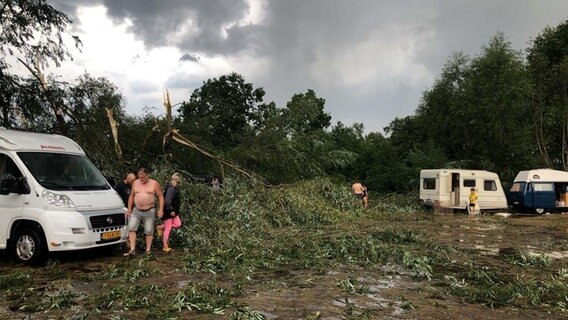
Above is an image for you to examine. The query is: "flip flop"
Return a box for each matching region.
[123,251,135,257]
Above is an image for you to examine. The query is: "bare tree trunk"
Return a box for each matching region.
[18,58,67,134]
[106,107,123,162]
[562,60,568,171]
[161,89,270,187]
[533,107,554,169]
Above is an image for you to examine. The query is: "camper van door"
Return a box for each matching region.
[0,154,25,249]
[530,182,555,211]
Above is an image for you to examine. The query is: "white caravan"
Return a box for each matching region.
[419,169,508,210]
[0,129,127,265]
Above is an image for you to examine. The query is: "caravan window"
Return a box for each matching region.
[533,182,554,192]
[463,179,476,187]
[423,178,436,190]
[484,180,497,191]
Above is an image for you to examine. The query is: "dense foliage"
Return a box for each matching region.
[1,1,567,192]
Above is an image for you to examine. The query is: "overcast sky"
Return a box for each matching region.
[49,0,568,133]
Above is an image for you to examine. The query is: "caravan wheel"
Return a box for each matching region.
[535,208,545,214]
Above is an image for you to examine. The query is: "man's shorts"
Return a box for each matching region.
[128,207,156,235]
[469,203,476,207]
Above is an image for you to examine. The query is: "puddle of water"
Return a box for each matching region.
[176,280,191,288]
[257,310,278,319]
[366,295,405,316]
[471,224,500,231]
[332,297,358,307]
[494,212,511,218]
[474,245,499,255]
[524,250,568,259]
[548,251,568,259]
[380,264,414,276]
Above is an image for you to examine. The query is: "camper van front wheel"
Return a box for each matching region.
[12,228,47,265]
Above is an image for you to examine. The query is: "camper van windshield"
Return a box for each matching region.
[510,182,525,192]
[17,152,110,191]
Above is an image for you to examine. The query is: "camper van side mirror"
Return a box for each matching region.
[0,174,16,195]
[17,177,31,194]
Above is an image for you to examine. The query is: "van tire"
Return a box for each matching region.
[535,208,545,214]
[12,227,48,266]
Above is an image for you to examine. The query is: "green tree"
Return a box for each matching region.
[178,72,271,151]
[0,0,80,132]
[0,0,80,67]
[414,52,471,159]
[462,33,535,178]
[282,89,331,135]
[527,20,568,170]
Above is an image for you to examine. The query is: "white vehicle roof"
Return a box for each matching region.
[514,168,568,183]
[420,169,499,178]
[0,128,84,154]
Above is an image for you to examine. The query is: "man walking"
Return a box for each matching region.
[124,168,164,256]
[352,181,369,209]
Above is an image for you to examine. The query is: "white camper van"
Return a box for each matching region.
[0,129,127,265]
[419,169,508,211]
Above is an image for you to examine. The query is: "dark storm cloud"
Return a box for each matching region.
[100,0,251,54]
[179,53,199,63]
[246,0,568,132]
[53,0,568,133]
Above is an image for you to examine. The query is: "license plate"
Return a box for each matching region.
[101,230,121,241]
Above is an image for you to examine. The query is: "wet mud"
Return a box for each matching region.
[1,212,567,319]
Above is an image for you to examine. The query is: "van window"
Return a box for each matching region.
[0,154,27,194]
[510,182,525,192]
[0,154,23,178]
[463,179,476,187]
[484,180,497,191]
[423,178,436,190]
[533,182,554,192]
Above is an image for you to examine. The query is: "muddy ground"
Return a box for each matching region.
[1,212,568,320]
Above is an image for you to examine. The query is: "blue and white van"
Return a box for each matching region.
[508,169,568,214]
[0,129,127,265]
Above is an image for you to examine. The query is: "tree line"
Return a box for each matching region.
[1,1,567,192]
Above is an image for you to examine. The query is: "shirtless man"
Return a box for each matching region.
[124,167,164,256]
[352,181,368,209]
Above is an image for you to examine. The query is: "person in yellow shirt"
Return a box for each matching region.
[469,187,478,219]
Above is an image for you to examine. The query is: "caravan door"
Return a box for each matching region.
[451,173,460,205]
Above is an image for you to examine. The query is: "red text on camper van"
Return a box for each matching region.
[40,145,65,150]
